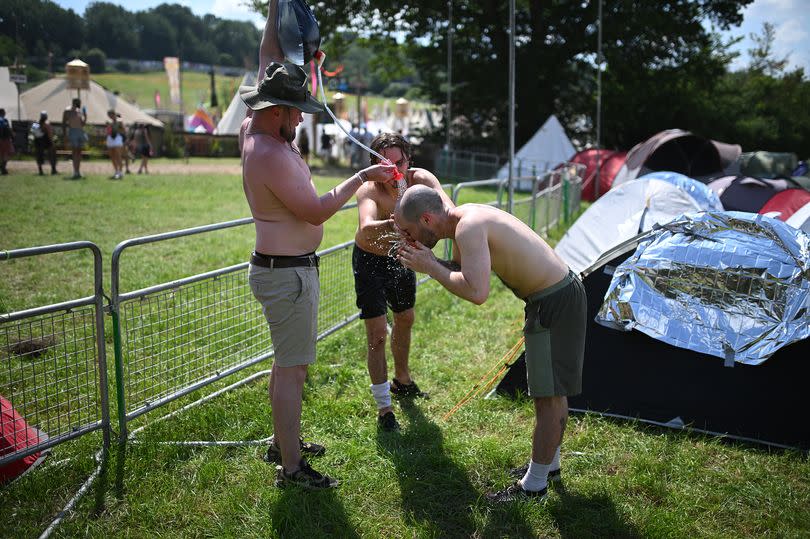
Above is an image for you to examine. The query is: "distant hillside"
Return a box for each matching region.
[92,72,245,113]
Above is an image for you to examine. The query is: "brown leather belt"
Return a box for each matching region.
[250,251,319,269]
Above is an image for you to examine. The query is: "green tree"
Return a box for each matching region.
[85,47,107,73]
[206,17,259,68]
[253,0,754,152]
[85,2,139,59]
[152,4,211,63]
[135,11,178,60]
[748,22,789,76]
[0,0,84,65]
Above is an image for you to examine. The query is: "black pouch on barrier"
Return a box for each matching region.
[277,0,321,65]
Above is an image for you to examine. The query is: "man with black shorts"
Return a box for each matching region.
[395,185,587,502]
[353,133,454,431]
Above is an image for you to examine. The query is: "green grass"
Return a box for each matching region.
[92,71,245,113]
[0,167,808,538]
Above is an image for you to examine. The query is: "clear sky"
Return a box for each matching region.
[53,0,809,74]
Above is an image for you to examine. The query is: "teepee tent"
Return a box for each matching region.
[20,77,162,128]
[497,115,575,188]
[0,67,27,123]
[215,72,256,135]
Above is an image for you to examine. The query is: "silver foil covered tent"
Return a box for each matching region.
[596,211,810,365]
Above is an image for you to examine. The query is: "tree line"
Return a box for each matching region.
[273,0,809,157]
[0,1,260,70]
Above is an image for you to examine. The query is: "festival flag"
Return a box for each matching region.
[154,90,161,108]
[164,57,181,105]
[189,108,215,134]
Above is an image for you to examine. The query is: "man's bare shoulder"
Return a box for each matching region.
[455,204,489,229]
[243,137,301,181]
[410,168,441,187]
[244,134,287,159]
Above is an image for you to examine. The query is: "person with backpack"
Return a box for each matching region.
[0,108,14,175]
[31,111,57,176]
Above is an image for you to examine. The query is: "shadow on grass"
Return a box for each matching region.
[376,401,534,537]
[547,479,641,538]
[271,482,361,538]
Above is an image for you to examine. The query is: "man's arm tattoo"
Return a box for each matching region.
[437,259,461,271]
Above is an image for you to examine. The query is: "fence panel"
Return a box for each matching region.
[0,242,110,466]
[110,169,584,441]
[449,166,584,243]
[111,211,373,440]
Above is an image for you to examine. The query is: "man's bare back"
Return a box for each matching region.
[63,106,83,129]
[394,187,569,302]
[452,204,568,298]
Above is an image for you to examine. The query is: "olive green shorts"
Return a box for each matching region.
[523,270,587,397]
[248,264,319,367]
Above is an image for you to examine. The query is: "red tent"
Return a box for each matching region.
[760,189,810,221]
[569,149,627,201]
[1,395,48,484]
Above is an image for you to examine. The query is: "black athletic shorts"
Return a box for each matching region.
[352,244,416,319]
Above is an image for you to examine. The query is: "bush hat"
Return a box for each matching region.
[239,61,324,114]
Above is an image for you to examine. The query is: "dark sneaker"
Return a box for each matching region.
[486,482,547,503]
[509,464,561,482]
[263,435,326,464]
[390,378,429,399]
[377,411,400,431]
[274,459,338,489]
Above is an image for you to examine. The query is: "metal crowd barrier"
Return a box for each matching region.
[446,166,584,258]
[109,209,370,443]
[0,241,111,538]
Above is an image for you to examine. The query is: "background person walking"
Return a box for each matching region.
[62,98,87,179]
[133,123,153,174]
[0,108,14,175]
[31,111,57,175]
[105,109,125,179]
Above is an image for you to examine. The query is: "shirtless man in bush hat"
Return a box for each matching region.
[395,185,587,502]
[240,1,397,489]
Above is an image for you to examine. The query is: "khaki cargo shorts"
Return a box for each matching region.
[248,264,319,367]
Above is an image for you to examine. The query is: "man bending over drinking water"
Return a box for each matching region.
[394,185,587,502]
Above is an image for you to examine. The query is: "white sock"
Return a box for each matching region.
[551,446,561,471]
[520,460,550,492]
[371,381,391,410]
